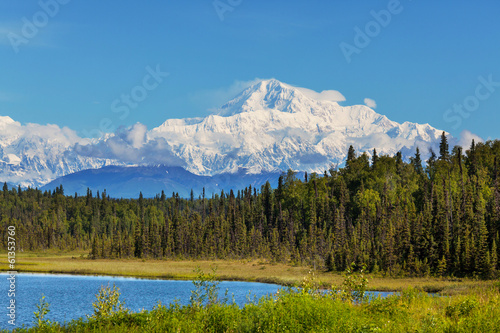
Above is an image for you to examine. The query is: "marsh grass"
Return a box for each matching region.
[0,251,497,296]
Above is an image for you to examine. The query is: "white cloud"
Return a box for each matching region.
[456,129,484,149]
[126,123,147,149]
[295,87,346,103]
[75,123,186,167]
[0,115,83,147]
[364,98,377,109]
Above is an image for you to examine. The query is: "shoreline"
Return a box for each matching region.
[1,252,495,295]
[0,269,294,287]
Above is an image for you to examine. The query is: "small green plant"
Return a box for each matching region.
[366,295,402,316]
[33,294,51,329]
[445,298,479,319]
[190,266,222,307]
[300,269,320,295]
[333,262,369,303]
[90,283,127,318]
[399,287,426,306]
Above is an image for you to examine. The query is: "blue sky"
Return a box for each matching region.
[1,0,499,140]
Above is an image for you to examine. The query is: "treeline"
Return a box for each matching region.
[1,134,499,278]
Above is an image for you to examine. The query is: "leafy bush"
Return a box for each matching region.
[331,262,369,303]
[300,269,320,295]
[445,298,479,319]
[33,294,51,329]
[90,283,127,318]
[190,266,227,308]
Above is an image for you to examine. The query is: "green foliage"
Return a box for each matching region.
[332,263,369,303]
[355,188,380,219]
[445,298,478,319]
[90,283,127,318]
[437,256,447,277]
[299,269,320,295]
[190,266,224,307]
[33,294,51,329]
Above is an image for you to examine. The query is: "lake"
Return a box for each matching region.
[0,272,281,329]
[0,273,393,329]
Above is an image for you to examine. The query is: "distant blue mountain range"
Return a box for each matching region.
[41,165,286,198]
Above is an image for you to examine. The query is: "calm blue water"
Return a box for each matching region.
[0,273,394,329]
[0,273,281,329]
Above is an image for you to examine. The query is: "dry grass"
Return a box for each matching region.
[0,251,495,295]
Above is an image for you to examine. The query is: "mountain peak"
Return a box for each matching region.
[254,78,291,90]
[217,79,317,116]
[217,79,296,116]
[217,79,348,117]
[0,116,17,126]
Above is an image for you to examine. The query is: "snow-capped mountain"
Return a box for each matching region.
[1,79,445,188]
[149,79,443,175]
[0,116,116,188]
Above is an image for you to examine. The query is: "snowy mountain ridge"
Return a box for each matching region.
[149,79,443,175]
[1,79,445,188]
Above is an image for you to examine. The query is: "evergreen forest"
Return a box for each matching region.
[1,134,499,279]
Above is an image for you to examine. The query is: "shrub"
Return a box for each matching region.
[332,262,369,303]
[300,269,320,295]
[190,266,225,308]
[90,283,127,318]
[445,298,479,319]
[33,294,51,329]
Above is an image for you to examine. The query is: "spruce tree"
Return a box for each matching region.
[346,145,356,170]
[371,148,379,167]
[410,147,424,174]
[91,237,98,259]
[427,149,437,179]
[491,239,498,274]
[439,131,450,161]
[466,139,477,178]
[437,255,447,276]
[325,252,335,271]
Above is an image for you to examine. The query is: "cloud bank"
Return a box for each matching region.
[455,129,484,149]
[364,98,377,109]
[74,123,186,167]
[295,87,346,103]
